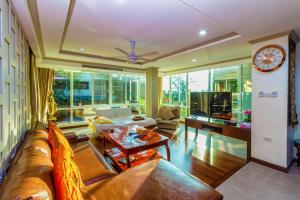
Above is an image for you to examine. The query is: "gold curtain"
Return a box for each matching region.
[38,68,55,123]
[288,39,298,128]
[158,76,163,108]
[29,50,55,129]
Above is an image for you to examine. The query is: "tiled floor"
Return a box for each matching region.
[216,162,300,200]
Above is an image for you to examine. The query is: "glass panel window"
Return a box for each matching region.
[171,74,187,106]
[112,74,126,104]
[94,74,109,104]
[126,75,138,103]
[241,64,252,112]
[188,70,209,92]
[73,72,92,106]
[139,77,146,114]
[53,71,70,108]
[73,108,85,122]
[162,76,170,104]
[55,109,71,123]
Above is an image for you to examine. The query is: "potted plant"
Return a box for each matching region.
[243,110,252,123]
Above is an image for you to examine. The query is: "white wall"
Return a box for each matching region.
[251,36,290,168]
[293,43,300,140]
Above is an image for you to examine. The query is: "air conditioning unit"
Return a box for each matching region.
[82,64,124,71]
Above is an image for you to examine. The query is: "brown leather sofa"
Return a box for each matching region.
[0,128,222,200]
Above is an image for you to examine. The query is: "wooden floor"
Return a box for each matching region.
[88,125,247,188]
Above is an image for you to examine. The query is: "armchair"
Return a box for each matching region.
[156,106,180,130]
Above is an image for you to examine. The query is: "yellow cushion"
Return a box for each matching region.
[95,116,113,124]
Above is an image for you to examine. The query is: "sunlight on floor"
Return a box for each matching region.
[185,125,247,160]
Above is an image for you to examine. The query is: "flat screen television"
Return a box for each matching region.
[190,92,232,120]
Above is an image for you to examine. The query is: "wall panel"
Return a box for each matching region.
[0,0,31,181]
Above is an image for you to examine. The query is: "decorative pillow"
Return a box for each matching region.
[161,109,175,120]
[48,123,75,160]
[53,146,84,200]
[171,107,180,119]
[95,116,113,124]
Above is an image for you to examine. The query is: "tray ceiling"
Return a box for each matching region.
[12,0,300,71]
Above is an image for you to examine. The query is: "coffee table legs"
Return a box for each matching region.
[194,128,199,141]
[125,153,131,168]
[165,142,170,161]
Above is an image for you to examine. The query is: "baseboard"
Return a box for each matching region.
[250,157,292,173]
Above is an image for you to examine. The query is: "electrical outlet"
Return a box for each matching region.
[263,136,272,142]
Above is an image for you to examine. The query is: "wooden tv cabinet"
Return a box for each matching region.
[185,116,251,161]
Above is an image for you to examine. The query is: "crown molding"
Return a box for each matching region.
[248,30,293,44]
[27,0,45,57]
[164,55,251,74]
[43,56,146,72]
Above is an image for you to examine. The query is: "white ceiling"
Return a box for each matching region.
[12,0,300,72]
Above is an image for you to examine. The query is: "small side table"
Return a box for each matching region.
[294,139,300,166]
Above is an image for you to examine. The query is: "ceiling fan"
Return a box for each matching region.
[115,41,158,63]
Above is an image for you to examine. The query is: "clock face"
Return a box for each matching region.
[253,45,286,72]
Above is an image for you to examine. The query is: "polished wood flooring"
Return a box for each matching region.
[87,125,247,188]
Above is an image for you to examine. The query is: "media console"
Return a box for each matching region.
[185,116,251,161]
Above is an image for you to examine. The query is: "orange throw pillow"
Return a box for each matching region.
[48,122,75,160]
[53,146,84,200]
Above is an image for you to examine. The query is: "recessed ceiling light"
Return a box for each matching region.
[116,0,125,2]
[199,30,207,36]
[192,59,197,62]
[80,48,85,51]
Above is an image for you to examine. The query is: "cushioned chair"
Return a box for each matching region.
[156,106,180,130]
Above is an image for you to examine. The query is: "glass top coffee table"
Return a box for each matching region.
[103,126,170,171]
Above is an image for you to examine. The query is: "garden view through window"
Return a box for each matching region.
[53,70,146,123]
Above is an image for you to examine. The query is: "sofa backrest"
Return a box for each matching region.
[0,130,55,200]
[96,107,132,119]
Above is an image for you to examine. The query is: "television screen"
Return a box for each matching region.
[190,92,210,117]
[210,92,232,120]
[190,92,232,120]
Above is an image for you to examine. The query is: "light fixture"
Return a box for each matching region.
[80,48,85,51]
[199,30,207,36]
[192,59,197,62]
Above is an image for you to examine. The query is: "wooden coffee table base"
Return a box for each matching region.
[105,147,162,171]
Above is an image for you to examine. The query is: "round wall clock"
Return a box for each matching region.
[252,44,286,72]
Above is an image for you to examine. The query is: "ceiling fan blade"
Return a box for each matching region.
[110,56,128,59]
[115,48,129,56]
[138,51,159,58]
[139,58,151,61]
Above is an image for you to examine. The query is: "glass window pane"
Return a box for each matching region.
[94,74,109,104]
[241,64,252,112]
[112,74,125,104]
[53,71,70,108]
[188,70,209,92]
[171,74,187,106]
[55,109,71,123]
[73,108,84,122]
[162,76,170,104]
[126,75,138,103]
[139,77,146,114]
[73,72,92,106]
[171,75,179,105]
[179,74,187,106]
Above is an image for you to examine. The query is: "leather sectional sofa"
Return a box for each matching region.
[0,127,222,200]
